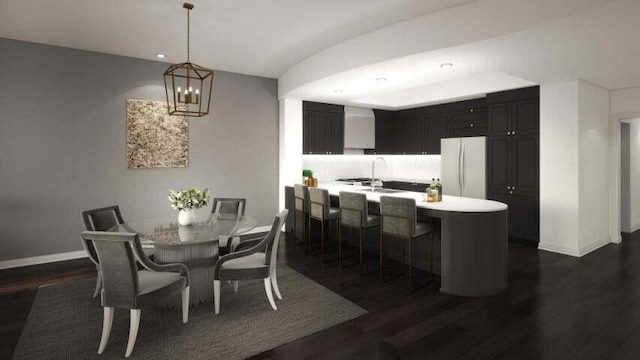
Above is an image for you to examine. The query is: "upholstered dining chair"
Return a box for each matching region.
[213,209,288,314]
[81,206,125,298]
[212,197,247,253]
[80,231,190,358]
[379,196,434,292]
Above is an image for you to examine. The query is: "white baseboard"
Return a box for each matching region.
[538,242,581,257]
[0,250,88,270]
[621,222,640,233]
[578,237,611,256]
[538,236,612,258]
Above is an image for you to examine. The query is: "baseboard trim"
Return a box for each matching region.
[0,250,88,270]
[538,237,611,258]
[621,222,640,234]
[538,243,580,257]
[578,237,611,256]
[0,225,275,270]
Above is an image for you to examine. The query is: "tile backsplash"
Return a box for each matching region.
[301,155,441,183]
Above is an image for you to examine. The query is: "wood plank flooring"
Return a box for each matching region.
[1,232,640,359]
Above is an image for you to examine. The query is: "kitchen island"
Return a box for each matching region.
[285,183,508,297]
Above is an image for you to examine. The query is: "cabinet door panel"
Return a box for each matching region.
[513,100,539,135]
[425,114,448,154]
[487,136,511,192]
[311,111,327,154]
[327,112,344,154]
[404,114,424,154]
[488,192,539,242]
[303,110,312,154]
[375,113,395,154]
[512,134,538,194]
[488,103,511,136]
[393,118,406,154]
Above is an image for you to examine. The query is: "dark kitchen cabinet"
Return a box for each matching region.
[374,110,395,155]
[450,106,488,137]
[425,114,449,154]
[487,86,540,243]
[302,101,344,155]
[403,114,424,154]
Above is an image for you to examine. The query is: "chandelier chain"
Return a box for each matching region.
[186,7,190,62]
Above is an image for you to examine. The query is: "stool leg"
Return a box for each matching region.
[379,231,384,284]
[308,215,312,256]
[338,220,343,267]
[409,237,413,292]
[430,232,434,281]
[359,227,364,276]
[321,219,325,263]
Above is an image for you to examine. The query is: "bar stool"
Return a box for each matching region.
[338,191,380,276]
[379,196,434,292]
[293,184,310,246]
[309,187,339,262]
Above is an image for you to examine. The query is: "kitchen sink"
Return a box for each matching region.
[358,188,404,194]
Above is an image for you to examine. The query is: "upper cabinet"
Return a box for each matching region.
[373,109,395,155]
[303,101,344,155]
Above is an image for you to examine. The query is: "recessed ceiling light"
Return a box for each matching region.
[376,78,387,83]
[156,53,166,59]
[334,90,343,94]
[440,63,453,68]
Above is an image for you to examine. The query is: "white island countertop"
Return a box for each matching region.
[299,182,507,213]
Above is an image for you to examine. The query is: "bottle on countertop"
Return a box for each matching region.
[435,178,442,201]
[426,179,437,202]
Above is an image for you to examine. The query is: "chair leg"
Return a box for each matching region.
[264,278,278,310]
[98,307,114,354]
[181,286,190,324]
[214,280,221,314]
[93,274,102,298]
[233,281,239,293]
[125,309,141,358]
[271,268,283,300]
[338,220,343,267]
[320,219,325,263]
[379,231,384,284]
[359,228,364,276]
[409,238,413,292]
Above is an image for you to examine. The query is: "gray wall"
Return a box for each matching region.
[0,38,279,261]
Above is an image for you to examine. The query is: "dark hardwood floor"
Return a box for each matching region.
[2,232,640,359]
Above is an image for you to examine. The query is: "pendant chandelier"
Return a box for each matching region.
[164,3,213,117]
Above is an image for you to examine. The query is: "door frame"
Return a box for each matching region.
[609,111,640,244]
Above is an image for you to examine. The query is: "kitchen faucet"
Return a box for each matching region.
[371,157,387,192]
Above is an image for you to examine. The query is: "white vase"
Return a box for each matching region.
[178,209,196,226]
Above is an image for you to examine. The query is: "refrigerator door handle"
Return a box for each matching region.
[461,141,465,194]
[457,139,462,196]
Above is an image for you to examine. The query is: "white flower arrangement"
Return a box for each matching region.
[168,188,210,211]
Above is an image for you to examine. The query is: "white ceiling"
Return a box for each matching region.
[3,0,640,110]
[0,0,473,79]
[282,0,640,109]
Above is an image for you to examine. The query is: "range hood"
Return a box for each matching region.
[344,106,375,149]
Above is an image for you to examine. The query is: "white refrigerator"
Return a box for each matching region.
[441,137,486,199]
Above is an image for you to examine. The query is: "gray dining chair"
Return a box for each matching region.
[213,209,288,314]
[338,191,380,276]
[80,231,190,358]
[294,184,310,246]
[212,197,246,252]
[309,187,339,262]
[81,206,125,298]
[379,196,434,292]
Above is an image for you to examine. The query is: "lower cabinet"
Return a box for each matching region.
[489,191,539,243]
[383,181,430,193]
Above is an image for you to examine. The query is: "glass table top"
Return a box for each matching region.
[108,213,258,245]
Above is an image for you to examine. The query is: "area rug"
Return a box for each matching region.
[12,266,366,359]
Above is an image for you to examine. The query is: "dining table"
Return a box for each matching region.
[109,212,258,307]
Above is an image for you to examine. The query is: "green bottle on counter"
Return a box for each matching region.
[435,178,442,201]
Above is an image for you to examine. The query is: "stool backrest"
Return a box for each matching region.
[294,184,310,213]
[339,191,368,228]
[309,187,331,220]
[380,196,417,238]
